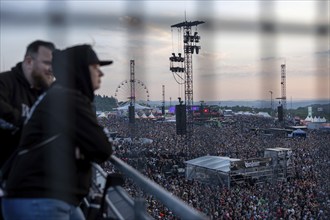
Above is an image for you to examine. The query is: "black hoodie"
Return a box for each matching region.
[0,63,43,168]
[5,45,113,206]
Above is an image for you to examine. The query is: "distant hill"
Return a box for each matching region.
[148,99,329,120]
[94,96,329,110]
[94,96,329,120]
[148,99,329,109]
[289,103,330,120]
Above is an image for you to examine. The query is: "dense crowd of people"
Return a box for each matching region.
[99,114,329,219]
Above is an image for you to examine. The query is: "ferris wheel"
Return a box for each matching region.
[114,79,150,106]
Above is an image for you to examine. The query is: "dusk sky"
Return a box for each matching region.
[1,0,329,103]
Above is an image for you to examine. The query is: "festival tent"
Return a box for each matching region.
[115,103,151,111]
[304,116,313,122]
[164,116,176,122]
[235,111,254,116]
[97,112,107,118]
[148,113,155,119]
[186,155,281,187]
[186,156,239,172]
[313,116,326,123]
[310,116,326,123]
[185,156,241,187]
[242,111,254,116]
[292,129,307,138]
[235,111,253,115]
[320,117,327,122]
[141,113,148,119]
[139,138,153,144]
[135,113,140,119]
[257,112,271,118]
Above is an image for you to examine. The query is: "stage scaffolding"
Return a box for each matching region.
[185,148,293,188]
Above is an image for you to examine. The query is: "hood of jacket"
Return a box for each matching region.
[52,45,94,102]
[11,62,31,89]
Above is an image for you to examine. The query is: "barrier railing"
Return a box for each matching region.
[90,156,208,220]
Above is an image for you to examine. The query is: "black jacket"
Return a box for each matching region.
[0,63,43,168]
[5,45,113,206]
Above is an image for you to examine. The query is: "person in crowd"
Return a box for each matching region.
[1,44,114,220]
[0,40,55,220]
[0,40,56,168]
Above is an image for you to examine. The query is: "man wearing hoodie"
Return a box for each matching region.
[0,40,56,168]
[0,40,55,220]
[1,45,113,220]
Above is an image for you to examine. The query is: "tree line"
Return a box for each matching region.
[94,95,117,111]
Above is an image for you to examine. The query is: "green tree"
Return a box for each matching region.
[94,95,117,111]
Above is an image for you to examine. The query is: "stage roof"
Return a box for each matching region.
[265,147,292,152]
[185,156,240,173]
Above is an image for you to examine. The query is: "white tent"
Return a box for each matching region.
[292,129,307,137]
[185,156,241,187]
[257,112,271,118]
[148,113,155,119]
[186,156,240,173]
[141,113,148,119]
[164,116,176,122]
[97,112,107,118]
[305,116,313,121]
[242,111,254,116]
[135,113,140,119]
[139,138,153,144]
[115,103,151,111]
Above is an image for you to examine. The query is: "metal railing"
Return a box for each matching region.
[90,156,208,220]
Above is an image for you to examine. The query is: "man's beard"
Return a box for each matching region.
[31,71,53,90]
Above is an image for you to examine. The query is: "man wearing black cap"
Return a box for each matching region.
[1,45,113,220]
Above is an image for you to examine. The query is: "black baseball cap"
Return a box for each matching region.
[87,47,113,66]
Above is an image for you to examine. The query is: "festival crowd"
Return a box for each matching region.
[99,114,329,219]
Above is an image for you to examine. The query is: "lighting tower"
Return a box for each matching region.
[130,60,135,106]
[280,63,287,118]
[162,85,165,115]
[170,20,205,143]
[128,60,135,125]
[269,90,273,116]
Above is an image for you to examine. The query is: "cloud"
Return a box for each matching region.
[119,16,144,27]
[197,56,257,80]
[260,56,284,61]
[201,51,228,60]
[314,49,330,57]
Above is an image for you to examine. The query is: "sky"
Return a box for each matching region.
[0,0,329,103]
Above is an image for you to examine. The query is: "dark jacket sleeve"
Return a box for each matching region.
[74,94,113,163]
[0,73,21,127]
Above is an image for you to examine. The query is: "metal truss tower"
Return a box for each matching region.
[280,63,287,118]
[129,60,136,137]
[130,60,135,107]
[170,20,204,149]
[162,85,165,115]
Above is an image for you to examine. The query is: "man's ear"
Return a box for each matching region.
[24,55,34,64]
[23,55,34,74]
